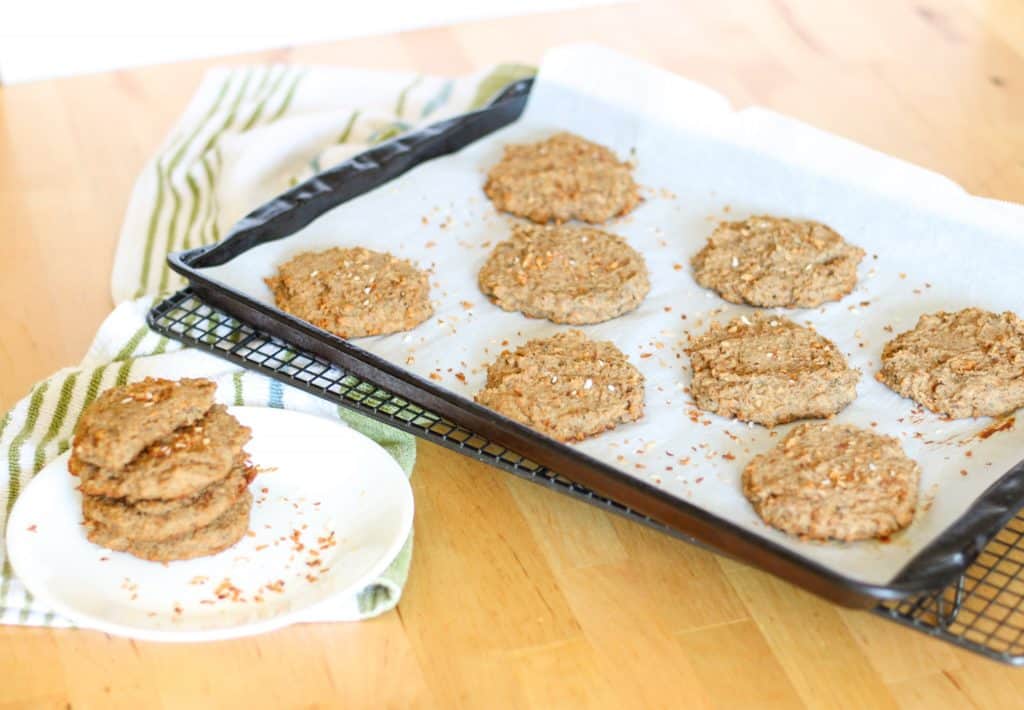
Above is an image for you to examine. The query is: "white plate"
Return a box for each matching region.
[6,406,414,642]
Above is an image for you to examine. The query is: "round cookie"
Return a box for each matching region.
[81,462,253,542]
[85,492,253,562]
[478,223,650,324]
[483,132,640,224]
[742,422,920,541]
[265,246,433,339]
[691,216,865,308]
[877,307,1024,418]
[687,314,859,426]
[475,329,645,442]
[72,405,251,501]
[72,377,216,471]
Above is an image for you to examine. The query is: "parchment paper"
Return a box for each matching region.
[201,45,1024,586]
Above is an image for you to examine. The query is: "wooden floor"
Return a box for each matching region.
[2,0,1024,707]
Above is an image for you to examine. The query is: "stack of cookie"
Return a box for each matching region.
[70,377,255,562]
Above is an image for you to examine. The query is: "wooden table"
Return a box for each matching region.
[3,1,1023,707]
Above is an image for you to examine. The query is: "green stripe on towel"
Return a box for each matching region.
[136,73,235,297]
[469,63,536,110]
[31,373,79,474]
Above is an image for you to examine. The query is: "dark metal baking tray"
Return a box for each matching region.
[162,77,1024,609]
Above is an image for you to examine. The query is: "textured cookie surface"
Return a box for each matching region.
[85,492,252,562]
[72,377,216,470]
[72,405,251,501]
[742,422,920,541]
[478,223,649,324]
[877,308,1024,418]
[483,132,640,224]
[691,216,865,308]
[265,246,433,339]
[475,330,645,442]
[687,315,859,426]
[81,462,254,542]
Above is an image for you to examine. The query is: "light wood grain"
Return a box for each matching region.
[2,1,1024,707]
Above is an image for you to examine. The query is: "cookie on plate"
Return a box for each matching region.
[85,492,253,562]
[742,422,920,541]
[72,404,252,501]
[475,329,645,441]
[687,314,859,426]
[484,132,640,224]
[478,223,650,324]
[265,246,433,339]
[81,461,255,542]
[691,216,865,308]
[72,377,217,471]
[877,307,1024,418]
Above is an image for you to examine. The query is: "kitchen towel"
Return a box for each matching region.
[1,60,534,628]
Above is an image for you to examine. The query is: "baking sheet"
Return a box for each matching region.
[199,45,1024,586]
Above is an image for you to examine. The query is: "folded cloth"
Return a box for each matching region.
[1,60,534,628]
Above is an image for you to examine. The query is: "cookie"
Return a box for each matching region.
[687,315,859,426]
[483,132,640,224]
[478,223,650,324]
[72,405,251,501]
[742,422,920,541]
[81,462,253,542]
[265,246,433,339]
[72,377,216,470]
[85,492,253,562]
[475,329,644,441]
[691,216,865,308]
[877,307,1024,418]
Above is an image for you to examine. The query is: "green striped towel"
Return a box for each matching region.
[1,61,534,628]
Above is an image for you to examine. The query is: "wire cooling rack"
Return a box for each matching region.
[149,288,1024,665]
